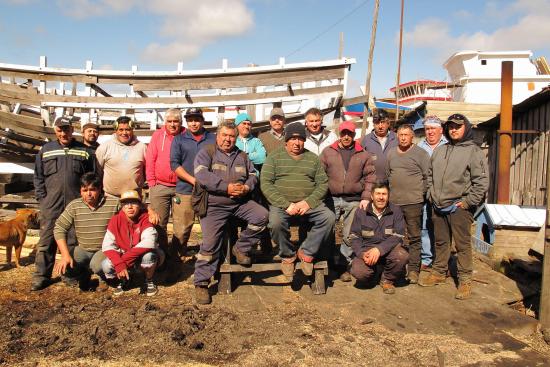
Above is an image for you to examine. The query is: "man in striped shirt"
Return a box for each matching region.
[53,172,119,290]
[261,122,334,279]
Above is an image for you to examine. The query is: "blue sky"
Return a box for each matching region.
[1,0,549,97]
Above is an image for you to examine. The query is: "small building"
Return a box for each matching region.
[474,204,546,260]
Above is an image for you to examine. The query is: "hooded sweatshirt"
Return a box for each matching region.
[146,125,186,187]
[95,134,147,197]
[427,121,489,209]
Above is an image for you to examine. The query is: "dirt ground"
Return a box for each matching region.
[1,231,550,366]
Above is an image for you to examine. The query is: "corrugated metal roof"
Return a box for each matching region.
[483,204,546,227]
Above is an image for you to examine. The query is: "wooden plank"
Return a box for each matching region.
[0,110,45,127]
[39,84,342,105]
[0,89,42,104]
[0,129,45,146]
[130,67,345,91]
[537,103,549,206]
[41,90,344,109]
[220,261,328,273]
[0,70,97,83]
[0,83,38,94]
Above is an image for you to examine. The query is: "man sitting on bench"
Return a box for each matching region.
[193,121,268,305]
[261,122,334,280]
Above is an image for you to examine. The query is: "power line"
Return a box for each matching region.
[286,0,371,58]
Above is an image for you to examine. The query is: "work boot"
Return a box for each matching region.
[380,280,396,295]
[231,246,252,266]
[30,278,51,291]
[281,258,295,279]
[455,282,472,300]
[407,271,419,284]
[62,276,79,288]
[297,249,314,276]
[418,271,446,287]
[195,285,211,305]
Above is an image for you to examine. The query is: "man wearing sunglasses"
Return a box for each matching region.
[259,107,287,155]
[419,113,489,300]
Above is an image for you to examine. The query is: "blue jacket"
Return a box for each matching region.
[236,135,266,167]
[360,131,398,182]
[194,145,257,206]
[170,130,216,194]
[350,202,405,258]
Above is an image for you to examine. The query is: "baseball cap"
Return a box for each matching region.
[81,122,99,132]
[269,107,285,119]
[372,109,389,121]
[184,107,204,119]
[446,113,469,125]
[54,116,72,127]
[423,115,443,127]
[338,121,357,133]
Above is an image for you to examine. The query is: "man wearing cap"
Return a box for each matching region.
[193,121,268,304]
[320,121,376,281]
[82,122,100,150]
[360,109,398,182]
[303,107,338,155]
[417,116,448,271]
[101,190,163,297]
[261,122,333,280]
[170,107,216,258]
[386,124,430,284]
[53,172,119,290]
[32,116,99,291]
[259,107,286,155]
[146,108,186,258]
[234,112,266,171]
[419,113,489,300]
[95,116,148,198]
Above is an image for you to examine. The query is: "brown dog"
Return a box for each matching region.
[0,208,39,267]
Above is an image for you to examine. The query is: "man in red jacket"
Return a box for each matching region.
[146,109,186,257]
[101,190,164,296]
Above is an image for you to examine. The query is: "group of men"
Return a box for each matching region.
[31,104,488,305]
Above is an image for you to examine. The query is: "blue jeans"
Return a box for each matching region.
[420,203,435,266]
[329,197,358,264]
[102,249,165,279]
[269,203,335,260]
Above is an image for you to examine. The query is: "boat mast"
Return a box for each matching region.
[360,0,380,138]
[395,0,405,123]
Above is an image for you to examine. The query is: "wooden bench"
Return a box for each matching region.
[217,223,328,295]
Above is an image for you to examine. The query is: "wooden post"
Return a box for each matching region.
[497,61,513,204]
[360,0,380,138]
[39,56,51,126]
[394,0,405,123]
[539,145,550,342]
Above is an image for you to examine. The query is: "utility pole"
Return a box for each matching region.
[360,0,380,138]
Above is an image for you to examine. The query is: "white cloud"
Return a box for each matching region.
[51,0,254,64]
[405,0,550,61]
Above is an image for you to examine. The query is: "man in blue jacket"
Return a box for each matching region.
[32,116,98,291]
[193,122,268,305]
[349,182,408,294]
[169,108,216,258]
[360,109,398,182]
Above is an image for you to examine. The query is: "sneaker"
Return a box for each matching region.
[455,282,472,300]
[339,271,352,282]
[113,280,127,297]
[281,259,295,279]
[145,280,158,297]
[297,249,314,276]
[195,285,211,305]
[380,280,396,294]
[231,246,252,266]
[407,271,419,284]
[418,271,446,287]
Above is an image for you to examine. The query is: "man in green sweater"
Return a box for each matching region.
[261,122,334,279]
[53,172,119,290]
